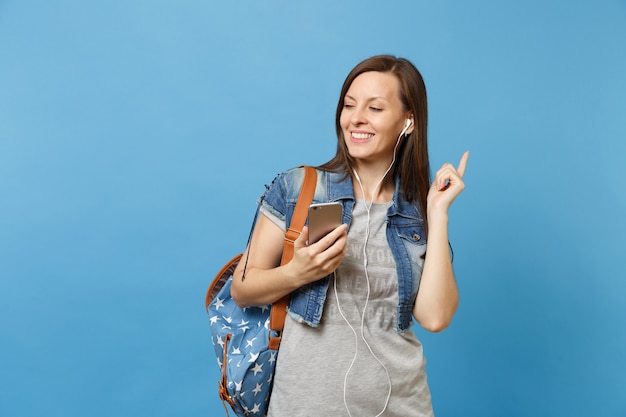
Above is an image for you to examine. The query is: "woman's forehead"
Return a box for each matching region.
[346,71,402,101]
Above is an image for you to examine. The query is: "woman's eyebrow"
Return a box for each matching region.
[344,94,389,102]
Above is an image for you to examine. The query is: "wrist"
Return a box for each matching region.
[282,261,308,290]
[427,209,449,226]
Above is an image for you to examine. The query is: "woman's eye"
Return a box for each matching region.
[344,103,355,109]
[369,106,382,112]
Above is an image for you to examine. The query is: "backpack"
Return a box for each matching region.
[206,166,317,416]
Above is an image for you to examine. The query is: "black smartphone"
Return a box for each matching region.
[307,202,343,244]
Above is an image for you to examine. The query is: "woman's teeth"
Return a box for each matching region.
[352,132,374,139]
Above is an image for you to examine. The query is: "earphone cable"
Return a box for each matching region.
[337,130,404,416]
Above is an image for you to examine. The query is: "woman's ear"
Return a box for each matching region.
[405,115,415,136]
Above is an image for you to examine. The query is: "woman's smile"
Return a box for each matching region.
[350,131,375,142]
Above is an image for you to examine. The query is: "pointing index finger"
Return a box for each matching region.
[457,151,470,178]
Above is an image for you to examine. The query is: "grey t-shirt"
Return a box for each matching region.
[264,200,434,417]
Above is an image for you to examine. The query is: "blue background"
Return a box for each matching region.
[1,1,625,416]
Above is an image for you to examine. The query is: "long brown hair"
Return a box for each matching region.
[319,55,431,226]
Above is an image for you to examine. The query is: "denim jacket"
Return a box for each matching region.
[258,166,427,333]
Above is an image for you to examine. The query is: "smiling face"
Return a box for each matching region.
[339,71,413,166]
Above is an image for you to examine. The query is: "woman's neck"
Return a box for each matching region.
[351,164,395,203]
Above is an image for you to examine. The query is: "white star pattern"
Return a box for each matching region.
[208,279,280,417]
[251,362,263,375]
[213,297,224,311]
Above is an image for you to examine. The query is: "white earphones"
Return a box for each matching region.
[339,123,409,416]
[339,116,412,416]
[399,118,412,138]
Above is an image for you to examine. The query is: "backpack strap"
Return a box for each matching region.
[268,166,317,350]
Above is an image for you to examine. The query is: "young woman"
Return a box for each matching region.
[231,55,469,417]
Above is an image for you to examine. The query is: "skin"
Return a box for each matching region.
[231,71,469,333]
[415,151,468,331]
[340,71,414,202]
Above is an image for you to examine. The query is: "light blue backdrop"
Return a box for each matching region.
[1,1,625,416]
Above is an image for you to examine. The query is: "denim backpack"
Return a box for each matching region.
[206,167,317,416]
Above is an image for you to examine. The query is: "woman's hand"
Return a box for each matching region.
[232,217,347,307]
[286,223,348,286]
[427,151,469,216]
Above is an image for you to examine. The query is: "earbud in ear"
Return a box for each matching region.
[399,119,412,138]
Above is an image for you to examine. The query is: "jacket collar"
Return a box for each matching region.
[325,169,421,219]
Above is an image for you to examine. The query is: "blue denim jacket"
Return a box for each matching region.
[258,166,427,333]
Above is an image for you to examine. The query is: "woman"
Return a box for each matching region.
[231,55,468,416]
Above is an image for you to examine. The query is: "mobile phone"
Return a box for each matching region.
[308,202,343,244]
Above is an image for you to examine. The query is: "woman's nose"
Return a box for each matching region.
[351,107,366,125]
